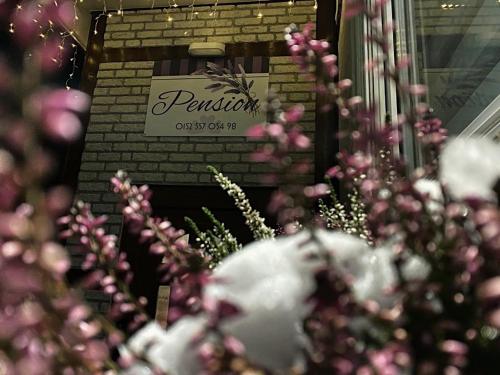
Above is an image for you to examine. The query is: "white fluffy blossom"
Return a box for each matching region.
[440,137,500,201]
[125,317,204,375]
[125,230,430,374]
[414,178,444,213]
[315,231,429,307]
[204,231,318,371]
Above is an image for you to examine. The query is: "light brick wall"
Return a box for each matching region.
[77,1,317,234]
[104,1,316,47]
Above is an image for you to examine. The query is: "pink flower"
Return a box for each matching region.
[42,109,82,142]
[344,0,366,19]
[246,124,266,139]
[477,277,500,301]
[40,242,71,276]
[283,105,305,123]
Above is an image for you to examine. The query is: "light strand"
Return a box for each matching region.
[188,0,198,22]
[65,44,78,90]
[210,0,219,28]
[94,0,108,35]
[116,0,123,16]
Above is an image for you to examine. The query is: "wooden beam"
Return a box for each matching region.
[100,41,288,63]
[60,12,107,193]
[314,0,339,182]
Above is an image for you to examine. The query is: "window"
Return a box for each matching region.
[413,0,500,136]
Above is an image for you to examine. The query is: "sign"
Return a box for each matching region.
[144,73,269,136]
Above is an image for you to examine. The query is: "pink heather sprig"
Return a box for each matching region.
[246,98,329,231]
[60,201,150,333]
[284,23,353,115]
[0,2,121,372]
[111,171,209,323]
[286,6,498,375]
[111,170,188,262]
[192,299,256,374]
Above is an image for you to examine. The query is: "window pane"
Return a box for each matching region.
[414,0,500,135]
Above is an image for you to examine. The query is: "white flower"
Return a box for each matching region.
[401,255,431,282]
[315,231,430,307]
[414,179,444,213]
[440,137,500,201]
[125,230,431,374]
[205,231,318,371]
[315,231,397,307]
[126,319,204,375]
[119,362,154,375]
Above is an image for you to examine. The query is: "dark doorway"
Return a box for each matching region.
[119,184,276,318]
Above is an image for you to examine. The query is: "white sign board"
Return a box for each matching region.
[144,73,269,136]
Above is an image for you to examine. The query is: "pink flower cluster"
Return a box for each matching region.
[246,100,321,230]
[276,3,500,374]
[111,171,208,323]
[59,201,149,333]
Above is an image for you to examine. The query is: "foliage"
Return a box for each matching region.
[185,207,241,269]
[208,165,275,240]
[318,181,371,242]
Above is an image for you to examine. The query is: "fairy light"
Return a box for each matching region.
[94,0,108,35]
[8,0,81,87]
[188,0,197,21]
[441,3,466,8]
[9,3,24,34]
[256,0,263,18]
[210,0,219,28]
[65,44,78,90]
[72,0,79,21]
[116,0,123,16]
[314,0,318,10]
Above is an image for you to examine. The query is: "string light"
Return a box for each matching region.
[94,0,108,35]
[8,3,23,34]
[314,0,318,10]
[72,0,79,21]
[257,0,263,18]
[116,0,124,17]
[188,0,197,22]
[65,44,78,90]
[210,0,219,28]
[9,0,81,88]
[441,3,466,9]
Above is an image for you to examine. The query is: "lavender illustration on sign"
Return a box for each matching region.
[204,61,260,115]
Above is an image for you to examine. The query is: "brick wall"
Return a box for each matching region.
[77,1,317,235]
